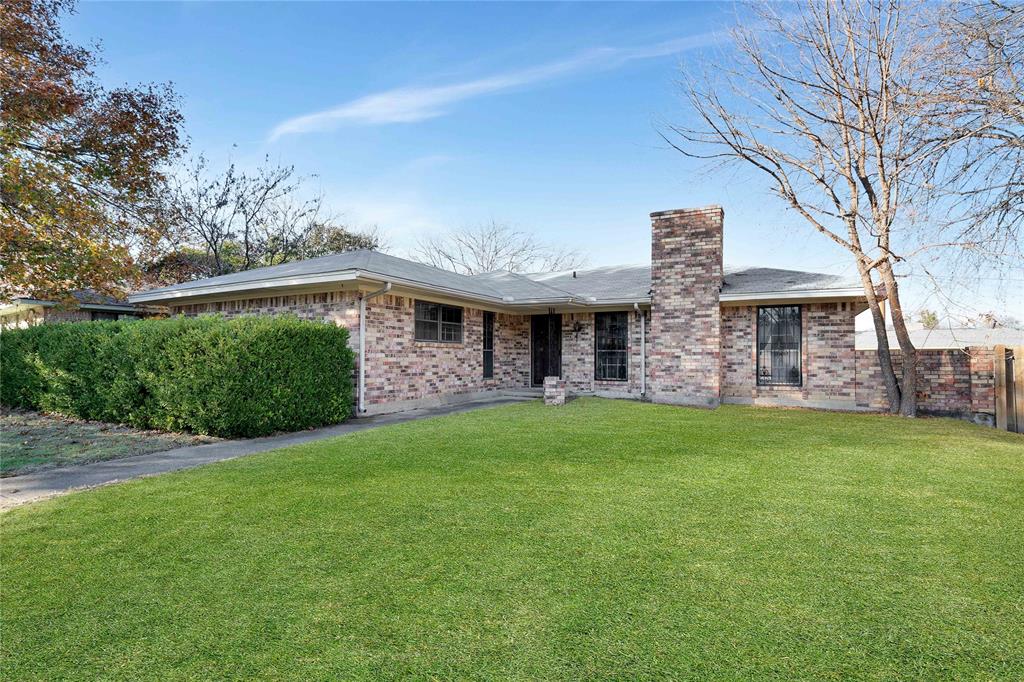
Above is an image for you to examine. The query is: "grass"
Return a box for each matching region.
[2,398,1022,680]
[0,408,218,476]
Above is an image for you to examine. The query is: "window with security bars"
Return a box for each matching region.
[414,301,463,343]
[757,305,802,386]
[594,312,628,381]
[483,311,494,378]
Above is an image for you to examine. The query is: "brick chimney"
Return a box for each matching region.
[647,206,724,407]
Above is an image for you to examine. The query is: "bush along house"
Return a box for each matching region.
[128,207,1000,423]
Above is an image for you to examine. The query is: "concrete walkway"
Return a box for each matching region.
[0,396,534,511]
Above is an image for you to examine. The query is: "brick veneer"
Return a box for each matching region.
[171,291,360,329]
[560,311,646,398]
[968,347,996,417]
[722,301,996,420]
[171,290,531,412]
[721,302,862,409]
[43,309,92,323]
[362,294,529,408]
[720,305,755,401]
[543,376,567,405]
[647,206,723,407]
[854,346,995,422]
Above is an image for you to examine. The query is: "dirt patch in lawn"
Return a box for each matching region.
[0,408,220,477]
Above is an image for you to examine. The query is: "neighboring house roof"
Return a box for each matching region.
[0,290,151,318]
[128,249,865,308]
[856,325,1024,350]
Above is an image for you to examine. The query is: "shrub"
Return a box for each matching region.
[0,315,354,438]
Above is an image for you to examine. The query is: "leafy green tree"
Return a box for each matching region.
[918,310,940,330]
[1,0,184,300]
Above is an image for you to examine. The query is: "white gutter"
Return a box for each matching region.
[128,267,655,309]
[358,282,392,414]
[128,271,361,304]
[11,298,150,313]
[720,287,864,302]
[635,302,646,397]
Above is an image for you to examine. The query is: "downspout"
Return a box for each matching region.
[358,282,392,414]
[635,302,646,397]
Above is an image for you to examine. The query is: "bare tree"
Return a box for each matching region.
[168,156,281,276]
[666,0,952,416]
[922,0,1023,265]
[412,220,586,275]
[166,156,382,279]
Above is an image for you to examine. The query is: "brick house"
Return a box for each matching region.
[127,206,997,422]
[0,291,155,329]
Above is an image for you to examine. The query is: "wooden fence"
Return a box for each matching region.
[994,345,1024,433]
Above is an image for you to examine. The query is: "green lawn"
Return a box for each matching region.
[2,399,1022,680]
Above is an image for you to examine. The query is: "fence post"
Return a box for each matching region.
[1014,346,1024,434]
[994,345,1007,431]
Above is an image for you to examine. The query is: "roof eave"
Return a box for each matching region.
[128,271,363,304]
[355,270,510,304]
[574,297,652,307]
[128,269,516,307]
[720,287,865,303]
[9,298,146,313]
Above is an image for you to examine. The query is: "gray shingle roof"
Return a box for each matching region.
[471,271,577,301]
[131,249,863,306]
[524,265,858,301]
[721,267,857,296]
[6,289,143,312]
[136,250,505,300]
[525,265,652,301]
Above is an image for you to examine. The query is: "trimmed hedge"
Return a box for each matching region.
[0,315,354,438]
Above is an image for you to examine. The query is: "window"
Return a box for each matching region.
[595,312,628,381]
[483,311,494,378]
[414,301,463,343]
[757,305,802,386]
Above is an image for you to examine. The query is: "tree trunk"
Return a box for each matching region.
[856,265,902,413]
[877,263,918,417]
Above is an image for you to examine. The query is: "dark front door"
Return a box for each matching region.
[531,313,562,386]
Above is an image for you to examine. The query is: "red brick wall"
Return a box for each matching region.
[560,311,646,397]
[722,302,994,419]
[362,294,529,407]
[171,291,361,328]
[855,347,994,419]
[172,290,531,411]
[43,309,92,323]
[721,302,861,410]
[720,305,755,400]
[647,206,723,407]
[969,347,996,416]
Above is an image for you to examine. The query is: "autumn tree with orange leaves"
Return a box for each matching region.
[0,0,184,301]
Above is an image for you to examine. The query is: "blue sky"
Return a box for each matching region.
[69,2,1020,319]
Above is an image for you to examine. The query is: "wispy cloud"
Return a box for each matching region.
[269,32,723,140]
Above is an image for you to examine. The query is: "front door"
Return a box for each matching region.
[531,313,562,386]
